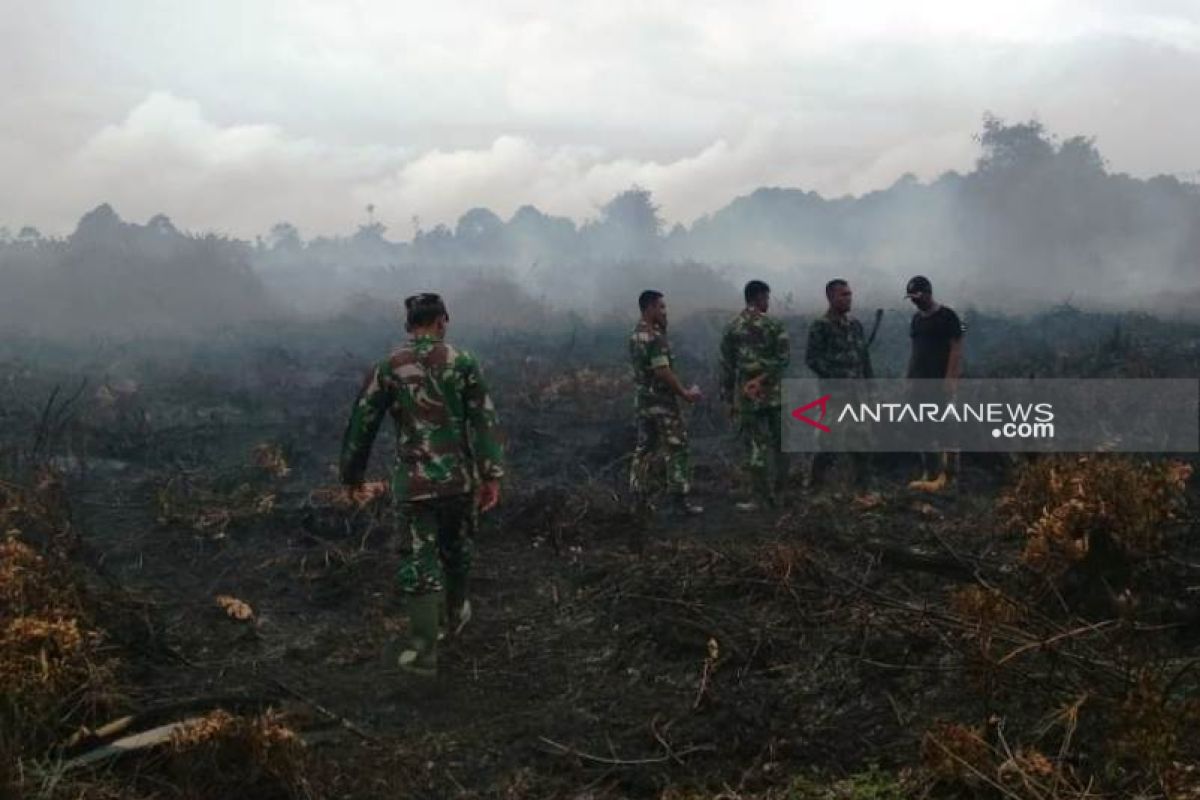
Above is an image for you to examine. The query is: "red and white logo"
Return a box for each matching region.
[791,394,831,433]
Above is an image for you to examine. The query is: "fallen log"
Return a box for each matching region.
[61,718,208,771]
[868,539,981,579]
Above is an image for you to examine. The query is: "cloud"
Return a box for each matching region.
[57,93,981,236]
[70,92,407,235]
[3,2,1199,237]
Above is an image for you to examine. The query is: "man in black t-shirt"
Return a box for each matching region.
[904,275,964,492]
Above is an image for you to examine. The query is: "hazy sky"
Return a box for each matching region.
[4,0,1198,238]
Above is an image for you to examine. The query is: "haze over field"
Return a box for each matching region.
[5,9,1200,799]
[2,1,1199,333]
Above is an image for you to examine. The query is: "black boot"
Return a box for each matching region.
[671,494,704,516]
[851,454,873,491]
[809,452,834,491]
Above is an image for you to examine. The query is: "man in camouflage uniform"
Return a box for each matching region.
[629,290,704,517]
[340,293,504,677]
[804,278,873,489]
[719,280,791,510]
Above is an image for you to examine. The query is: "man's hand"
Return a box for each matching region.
[655,366,700,405]
[477,479,501,512]
[742,375,766,401]
[343,481,386,507]
[349,484,370,505]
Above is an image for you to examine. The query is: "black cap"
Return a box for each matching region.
[905,275,932,298]
[404,292,449,325]
[404,292,443,309]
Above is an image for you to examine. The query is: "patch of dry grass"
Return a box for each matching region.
[1000,456,1192,578]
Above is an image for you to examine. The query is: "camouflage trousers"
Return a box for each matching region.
[738,406,789,500]
[396,494,475,596]
[629,410,691,504]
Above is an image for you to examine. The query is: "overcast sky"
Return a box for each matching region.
[3,0,1198,238]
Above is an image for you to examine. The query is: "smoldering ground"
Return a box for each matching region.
[2,116,1200,799]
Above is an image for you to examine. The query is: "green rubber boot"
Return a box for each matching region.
[445,573,472,636]
[752,470,775,508]
[397,593,440,678]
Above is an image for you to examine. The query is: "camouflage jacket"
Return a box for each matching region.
[804,311,873,380]
[339,334,504,503]
[719,307,791,410]
[629,320,680,416]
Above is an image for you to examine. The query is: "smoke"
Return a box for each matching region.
[254,115,1200,319]
[2,115,1198,340]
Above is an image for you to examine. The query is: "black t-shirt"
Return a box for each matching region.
[909,305,964,378]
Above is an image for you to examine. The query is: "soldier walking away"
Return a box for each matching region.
[904,275,965,492]
[340,293,504,678]
[720,280,791,511]
[804,279,873,490]
[629,290,704,518]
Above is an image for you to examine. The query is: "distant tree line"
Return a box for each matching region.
[2,116,1197,335]
[0,204,272,337]
[249,115,1200,311]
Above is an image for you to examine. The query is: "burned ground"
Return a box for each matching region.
[2,308,1199,799]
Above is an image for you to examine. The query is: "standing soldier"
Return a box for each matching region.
[629,290,704,517]
[719,280,791,511]
[904,275,965,492]
[805,279,873,489]
[340,293,504,678]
